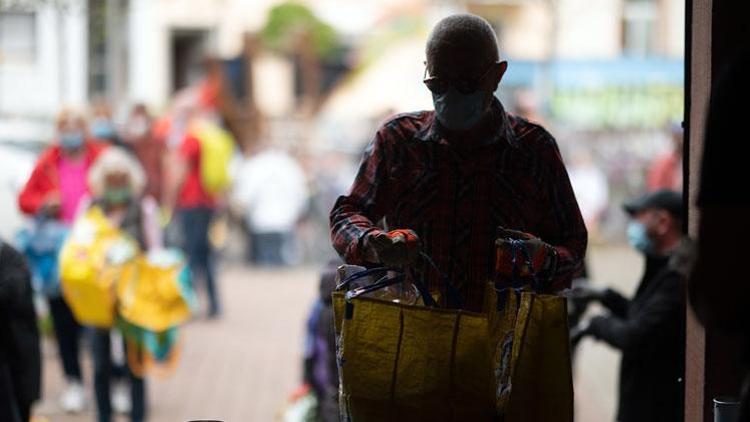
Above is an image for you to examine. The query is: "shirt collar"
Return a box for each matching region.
[414,98,519,148]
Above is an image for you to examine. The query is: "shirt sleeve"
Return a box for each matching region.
[18,152,55,216]
[329,129,394,265]
[536,134,588,291]
[179,135,200,163]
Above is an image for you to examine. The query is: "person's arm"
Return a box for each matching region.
[329,129,394,265]
[535,134,588,291]
[599,288,631,318]
[162,138,192,213]
[18,154,56,216]
[589,273,684,350]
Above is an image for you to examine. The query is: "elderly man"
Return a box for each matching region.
[330,14,587,311]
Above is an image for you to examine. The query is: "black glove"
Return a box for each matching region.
[568,279,608,304]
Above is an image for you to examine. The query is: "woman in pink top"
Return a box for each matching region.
[18,110,106,413]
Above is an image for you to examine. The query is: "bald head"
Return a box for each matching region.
[426,14,499,76]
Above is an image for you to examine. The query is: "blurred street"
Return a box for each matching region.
[33,265,318,422]
[31,244,642,422]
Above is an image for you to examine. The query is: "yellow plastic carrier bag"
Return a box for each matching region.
[59,207,136,328]
[191,119,235,194]
[502,291,574,422]
[116,249,196,332]
[333,258,574,421]
[332,268,500,422]
[493,236,575,421]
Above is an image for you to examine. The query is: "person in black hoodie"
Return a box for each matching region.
[571,189,686,422]
[0,240,41,422]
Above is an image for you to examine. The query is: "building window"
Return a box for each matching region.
[622,0,658,57]
[0,11,37,63]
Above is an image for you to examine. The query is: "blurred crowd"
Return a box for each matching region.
[0,68,330,420]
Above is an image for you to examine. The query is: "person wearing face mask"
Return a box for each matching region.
[570,189,686,422]
[123,104,165,202]
[18,109,107,413]
[80,147,161,422]
[329,14,587,311]
[90,102,122,146]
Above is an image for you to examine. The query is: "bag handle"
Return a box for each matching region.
[416,252,463,309]
[506,238,542,292]
[335,266,389,291]
[342,272,410,320]
[336,253,463,309]
[494,238,542,311]
[344,273,407,302]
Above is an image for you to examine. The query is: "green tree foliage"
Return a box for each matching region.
[260,1,339,59]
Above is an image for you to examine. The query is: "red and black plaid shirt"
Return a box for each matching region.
[330,100,587,311]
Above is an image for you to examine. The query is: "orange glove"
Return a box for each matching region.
[365,229,420,266]
[495,228,555,279]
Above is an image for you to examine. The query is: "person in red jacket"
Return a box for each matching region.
[18,109,106,413]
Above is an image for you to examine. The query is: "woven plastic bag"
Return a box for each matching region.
[116,249,195,377]
[116,249,196,332]
[332,267,499,422]
[493,235,574,421]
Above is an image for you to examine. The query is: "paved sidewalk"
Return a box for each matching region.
[33,265,319,422]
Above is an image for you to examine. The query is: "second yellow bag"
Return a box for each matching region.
[499,290,574,422]
[116,250,196,332]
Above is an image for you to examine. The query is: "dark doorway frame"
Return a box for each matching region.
[684,1,750,420]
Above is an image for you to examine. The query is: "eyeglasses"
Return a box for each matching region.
[423,61,499,95]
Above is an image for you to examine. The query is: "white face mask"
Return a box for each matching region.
[127,117,150,139]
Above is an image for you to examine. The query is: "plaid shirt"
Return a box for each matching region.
[330,100,587,311]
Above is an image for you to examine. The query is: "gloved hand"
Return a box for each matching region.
[568,278,608,304]
[365,229,420,267]
[569,318,593,346]
[495,227,556,277]
[570,315,606,347]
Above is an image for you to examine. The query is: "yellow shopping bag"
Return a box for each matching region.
[504,291,574,422]
[117,250,195,332]
[493,234,575,421]
[59,207,136,328]
[333,270,500,422]
[190,119,235,195]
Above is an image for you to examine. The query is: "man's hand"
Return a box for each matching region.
[571,315,606,347]
[570,318,593,346]
[496,227,556,277]
[365,229,420,267]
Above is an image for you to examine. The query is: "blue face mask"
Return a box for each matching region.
[432,87,488,131]
[60,132,85,150]
[627,221,654,254]
[91,119,115,140]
